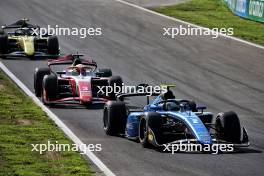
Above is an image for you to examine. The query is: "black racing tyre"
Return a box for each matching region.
[98,68,112,77]
[108,76,123,100]
[103,101,127,135]
[139,116,149,148]
[139,112,162,148]
[47,36,59,55]
[34,67,50,97]
[42,74,58,101]
[215,111,241,143]
[0,34,8,55]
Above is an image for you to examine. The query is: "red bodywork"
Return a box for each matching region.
[42,55,110,105]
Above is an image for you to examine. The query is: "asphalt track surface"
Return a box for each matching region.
[1,0,264,175]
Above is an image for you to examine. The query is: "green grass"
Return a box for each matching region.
[154,0,264,45]
[0,70,93,175]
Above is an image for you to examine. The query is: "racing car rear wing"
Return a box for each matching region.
[48,54,97,67]
[2,19,39,29]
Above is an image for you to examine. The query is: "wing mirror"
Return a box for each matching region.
[196,105,206,113]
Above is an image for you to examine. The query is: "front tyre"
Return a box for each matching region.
[34,67,50,97]
[215,111,241,143]
[139,112,162,148]
[139,116,149,148]
[42,74,58,104]
[107,76,123,100]
[103,101,127,135]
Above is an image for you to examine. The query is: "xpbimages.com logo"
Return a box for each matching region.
[31,141,102,154]
[97,84,167,97]
[163,25,234,39]
[31,25,102,38]
[163,142,234,154]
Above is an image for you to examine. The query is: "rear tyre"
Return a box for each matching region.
[34,67,50,97]
[139,112,162,148]
[108,76,123,100]
[215,111,241,143]
[103,101,127,135]
[98,68,112,77]
[42,74,58,102]
[0,34,8,57]
[47,36,59,55]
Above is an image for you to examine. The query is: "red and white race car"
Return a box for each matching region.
[34,54,123,106]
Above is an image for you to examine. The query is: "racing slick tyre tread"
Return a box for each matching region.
[103,101,127,136]
[0,34,8,56]
[42,74,58,102]
[215,111,241,143]
[139,112,163,148]
[108,76,123,100]
[139,116,150,148]
[34,67,50,97]
[98,68,112,77]
[47,36,59,55]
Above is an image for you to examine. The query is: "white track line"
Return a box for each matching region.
[0,62,115,176]
[115,0,264,50]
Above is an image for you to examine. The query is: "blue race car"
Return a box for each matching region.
[103,89,250,149]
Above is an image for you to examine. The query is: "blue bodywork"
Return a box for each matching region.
[125,95,212,145]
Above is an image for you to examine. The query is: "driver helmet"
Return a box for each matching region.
[76,64,92,76]
[15,29,24,35]
[22,27,31,35]
[68,67,80,76]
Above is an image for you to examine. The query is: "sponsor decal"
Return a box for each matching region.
[249,0,264,17]
[236,0,247,15]
[224,0,264,22]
